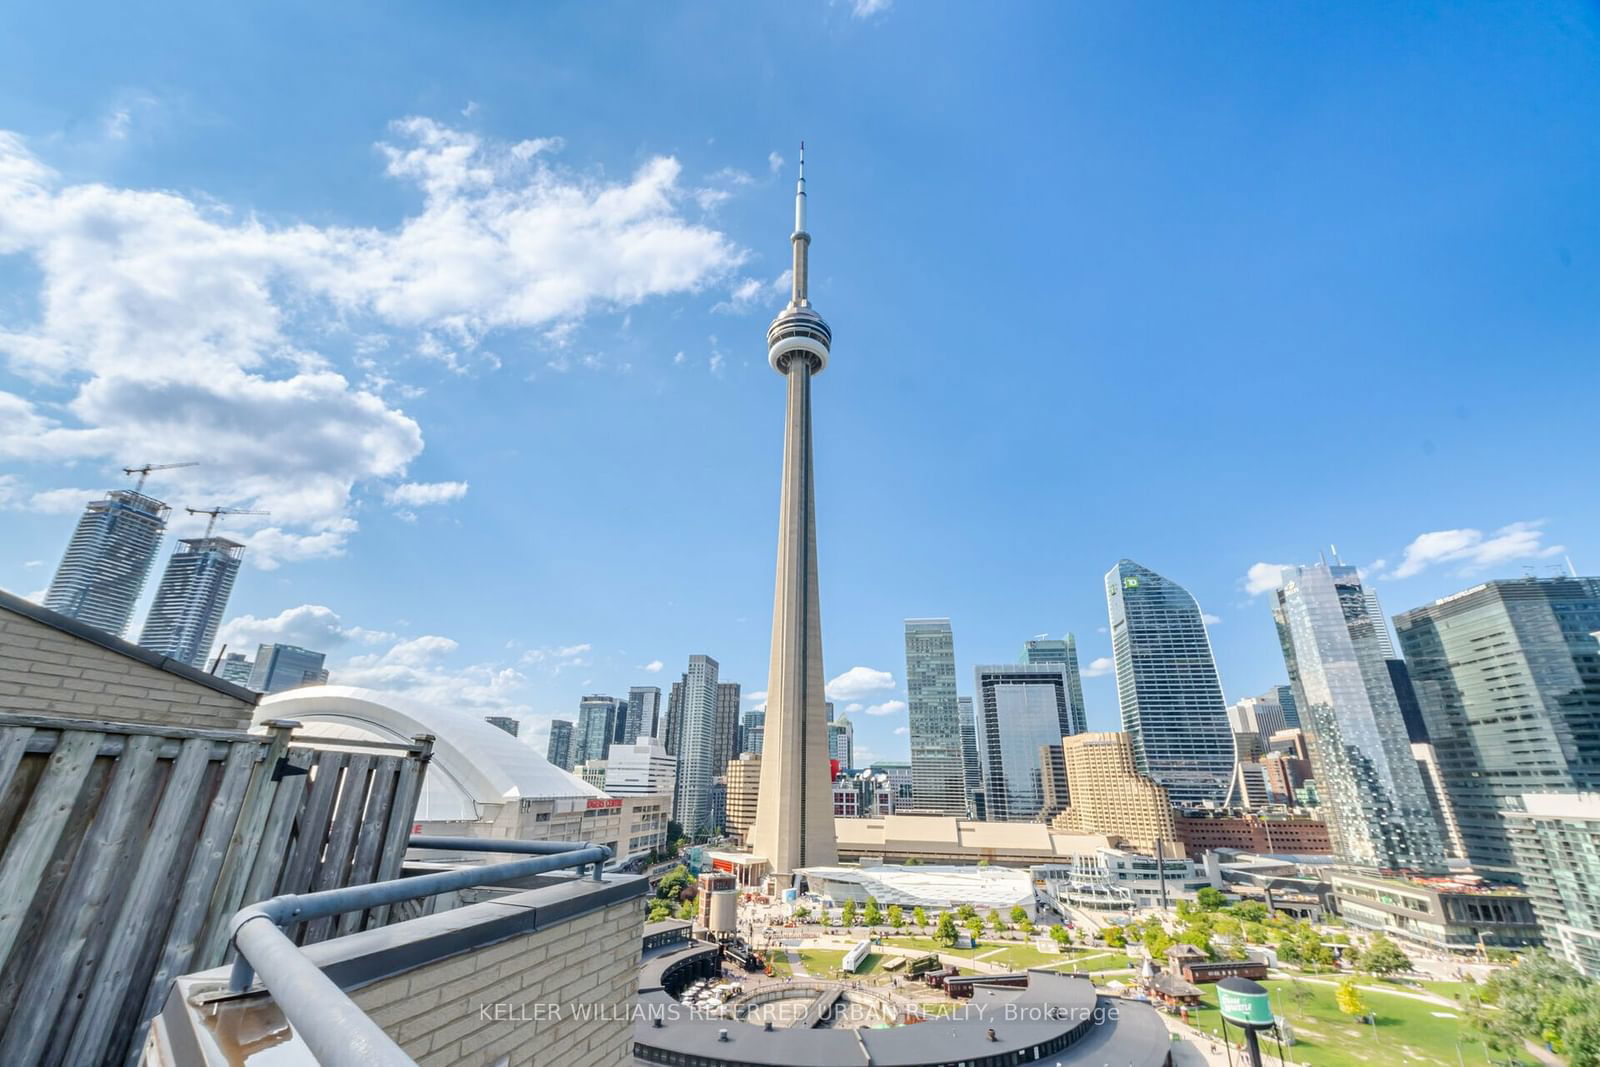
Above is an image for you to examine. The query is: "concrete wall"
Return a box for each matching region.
[0,593,256,730]
[351,893,643,1067]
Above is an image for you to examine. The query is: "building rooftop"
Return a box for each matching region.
[834,814,1114,859]
[257,685,601,820]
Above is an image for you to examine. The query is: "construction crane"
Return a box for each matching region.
[122,462,199,493]
[185,506,270,538]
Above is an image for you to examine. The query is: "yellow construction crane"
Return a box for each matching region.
[185,506,270,539]
[122,462,199,493]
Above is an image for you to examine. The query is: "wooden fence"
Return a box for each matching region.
[0,711,432,1066]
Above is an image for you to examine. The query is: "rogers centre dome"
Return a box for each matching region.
[255,685,601,822]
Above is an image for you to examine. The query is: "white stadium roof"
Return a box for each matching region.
[256,685,600,821]
[796,863,1036,913]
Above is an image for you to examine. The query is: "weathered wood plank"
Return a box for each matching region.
[20,731,231,762]
[302,754,374,944]
[0,730,103,975]
[0,733,164,1066]
[0,726,35,811]
[0,711,257,744]
[237,745,313,912]
[364,736,433,930]
[274,751,347,920]
[192,721,295,967]
[125,739,257,1066]
[335,755,400,938]
[61,737,212,1067]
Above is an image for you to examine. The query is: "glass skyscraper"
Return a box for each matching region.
[740,709,765,755]
[903,618,966,815]
[45,490,170,638]
[546,719,575,771]
[1274,562,1444,871]
[673,654,721,838]
[973,663,1078,821]
[625,685,661,745]
[1394,576,1600,876]
[1104,559,1235,806]
[574,694,620,766]
[138,536,244,668]
[248,643,329,694]
[1020,636,1089,734]
[957,696,981,814]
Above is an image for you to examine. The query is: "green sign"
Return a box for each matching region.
[1217,986,1273,1027]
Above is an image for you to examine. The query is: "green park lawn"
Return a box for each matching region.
[1182,978,1515,1067]
[880,936,1132,973]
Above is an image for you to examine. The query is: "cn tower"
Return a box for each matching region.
[748,144,839,876]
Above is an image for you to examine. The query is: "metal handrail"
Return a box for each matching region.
[224,835,611,1066]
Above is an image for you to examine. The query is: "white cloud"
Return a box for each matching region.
[215,603,395,656]
[519,642,592,672]
[0,475,22,507]
[22,559,42,568]
[1082,656,1114,678]
[893,726,908,736]
[1244,562,1292,596]
[1202,613,1222,625]
[336,637,532,718]
[845,703,863,714]
[23,487,107,515]
[768,152,785,175]
[744,690,767,703]
[384,480,469,507]
[862,699,907,717]
[0,120,742,569]
[826,666,896,702]
[639,659,664,673]
[1387,521,1563,580]
[851,0,892,16]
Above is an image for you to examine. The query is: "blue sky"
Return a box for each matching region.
[2,2,1597,765]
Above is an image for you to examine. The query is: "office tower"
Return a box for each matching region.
[957,696,982,807]
[1412,741,1466,859]
[138,537,245,668]
[714,681,741,772]
[1505,794,1600,977]
[1364,589,1398,657]
[1272,684,1302,730]
[663,677,685,755]
[1020,636,1089,734]
[748,148,840,875]
[604,739,677,796]
[673,654,722,838]
[724,754,762,845]
[826,701,834,722]
[576,760,608,790]
[611,699,630,744]
[1232,730,1264,762]
[484,716,519,737]
[1104,559,1235,805]
[45,489,171,638]
[1038,744,1069,819]
[903,618,966,815]
[1228,696,1288,746]
[828,715,854,771]
[547,719,575,771]
[575,694,620,765]
[1227,762,1277,808]
[248,644,329,694]
[1272,562,1445,870]
[626,686,661,745]
[1394,576,1600,875]
[216,651,254,688]
[1386,659,1429,743]
[740,709,765,756]
[972,663,1079,821]
[1052,732,1177,852]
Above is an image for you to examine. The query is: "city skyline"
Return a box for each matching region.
[2,5,1598,770]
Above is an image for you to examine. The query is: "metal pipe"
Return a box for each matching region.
[231,914,415,1066]
[229,843,607,991]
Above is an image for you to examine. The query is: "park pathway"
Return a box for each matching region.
[1291,974,1458,1008]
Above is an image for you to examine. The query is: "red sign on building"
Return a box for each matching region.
[585,797,622,810]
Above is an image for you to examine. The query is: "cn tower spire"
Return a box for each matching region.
[790,141,810,307]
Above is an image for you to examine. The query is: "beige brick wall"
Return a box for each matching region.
[0,609,255,730]
[352,896,644,1067]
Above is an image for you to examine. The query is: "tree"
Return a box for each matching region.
[1335,977,1370,1021]
[913,906,928,928]
[1356,935,1412,978]
[958,903,978,921]
[1177,927,1215,961]
[647,900,672,922]
[864,899,884,927]
[1019,918,1036,937]
[1230,900,1269,923]
[841,899,857,927]
[1010,905,1029,926]
[656,864,692,901]
[887,904,904,930]
[1196,887,1228,911]
[1050,924,1070,949]
[936,912,959,947]
[679,897,699,920]
[903,856,920,866]
[965,914,985,943]
[988,909,1007,933]
[794,904,810,922]
[1103,926,1127,949]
